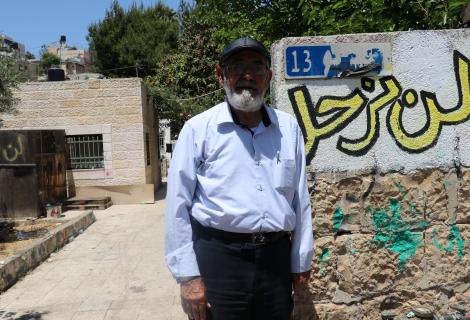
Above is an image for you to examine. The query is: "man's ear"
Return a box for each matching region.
[265,69,273,85]
[215,64,224,86]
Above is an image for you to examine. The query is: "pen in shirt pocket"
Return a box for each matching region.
[276,150,281,164]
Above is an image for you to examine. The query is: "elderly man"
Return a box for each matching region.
[165,37,314,320]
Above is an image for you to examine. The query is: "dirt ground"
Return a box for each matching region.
[0,220,63,261]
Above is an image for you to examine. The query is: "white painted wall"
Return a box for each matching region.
[272,29,470,173]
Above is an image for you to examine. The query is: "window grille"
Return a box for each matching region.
[145,133,150,166]
[66,134,104,170]
[159,129,165,154]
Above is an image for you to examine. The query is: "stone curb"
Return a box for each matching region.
[0,210,96,293]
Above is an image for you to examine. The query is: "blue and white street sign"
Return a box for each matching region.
[284,43,392,79]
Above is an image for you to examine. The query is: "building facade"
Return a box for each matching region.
[0,34,27,72]
[1,78,160,204]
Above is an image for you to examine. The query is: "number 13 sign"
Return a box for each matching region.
[284,43,392,79]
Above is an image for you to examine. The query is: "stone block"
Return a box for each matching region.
[114,106,140,116]
[309,236,336,301]
[102,133,112,143]
[456,168,470,224]
[87,80,101,89]
[72,89,99,99]
[312,176,339,238]
[101,124,112,134]
[98,78,140,89]
[421,224,469,290]
[103,142,112,153]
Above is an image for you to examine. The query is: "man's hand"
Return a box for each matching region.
[292,270,311,293]
[180,276,210,320]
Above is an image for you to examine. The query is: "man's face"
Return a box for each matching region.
[216,50,272,112]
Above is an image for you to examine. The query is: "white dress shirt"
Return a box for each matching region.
[165,102,314,281]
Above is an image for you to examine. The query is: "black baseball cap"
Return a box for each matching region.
[219,37,270,65]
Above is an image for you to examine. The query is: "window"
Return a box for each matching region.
[159,129,165,154]
[66,134,104,170]
[145,133,150,166]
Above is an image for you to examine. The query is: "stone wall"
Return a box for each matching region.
[293,168,469,319]
[1,78,160,193]
[271,30,469,318]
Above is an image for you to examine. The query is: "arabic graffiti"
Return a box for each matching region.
[288,50,470,163]
[1,134,26,163]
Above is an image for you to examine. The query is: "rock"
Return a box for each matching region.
[332,288,360,305]
[382,310,397,319]
[450,305,466,315]
[414,307,433,318]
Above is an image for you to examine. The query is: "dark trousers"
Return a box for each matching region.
[193,231,293,320]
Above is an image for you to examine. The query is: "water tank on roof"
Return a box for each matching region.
[47,68,65,81]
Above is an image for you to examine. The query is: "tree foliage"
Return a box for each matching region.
[298,0,469,35]
[146,0,469,136]
[39,52,60,74]
[25,51,35,59]
[195,0,308,50]
[87,0,178,77]
[146,3,223,136]
[0,56,26,125]
[194,0,469,49]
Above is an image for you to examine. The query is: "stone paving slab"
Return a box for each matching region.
[0,210,96,293]
[0,186,186,320]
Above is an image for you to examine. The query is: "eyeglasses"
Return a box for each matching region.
[224,62,268,76]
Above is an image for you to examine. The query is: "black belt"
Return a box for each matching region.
[192,217,289,246]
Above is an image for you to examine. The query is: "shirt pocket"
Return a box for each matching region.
[274,158,296,191]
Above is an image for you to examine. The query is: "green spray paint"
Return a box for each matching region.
[433,224,465,260]
[391,175,420,217]
[320,248,331,262]
[369,199,423,270]
[333,208,345,234]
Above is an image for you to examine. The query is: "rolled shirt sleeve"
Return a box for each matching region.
[290,126,314,273]
[164,123,200,280]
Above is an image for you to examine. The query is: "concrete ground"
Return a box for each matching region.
[0,185,186,320]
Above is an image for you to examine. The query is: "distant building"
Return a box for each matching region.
[47,43,92,78]
[0,34,27,72]
[25,59,40,81]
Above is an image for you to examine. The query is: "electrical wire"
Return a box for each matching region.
[165,88,223,101]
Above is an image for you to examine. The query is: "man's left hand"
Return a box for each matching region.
[292,270,311,293]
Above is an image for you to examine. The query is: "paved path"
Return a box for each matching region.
[0,186,186,320]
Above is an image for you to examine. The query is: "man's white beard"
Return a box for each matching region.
[224,80,265,112]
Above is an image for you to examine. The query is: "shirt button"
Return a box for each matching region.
[256,185,263,191]
[256,160,261,166]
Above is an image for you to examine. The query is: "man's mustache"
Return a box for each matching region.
[235,80,257,90]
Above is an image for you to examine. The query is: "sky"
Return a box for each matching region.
[0,0,183,58]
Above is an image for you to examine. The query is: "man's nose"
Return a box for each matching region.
[240,69,255,80]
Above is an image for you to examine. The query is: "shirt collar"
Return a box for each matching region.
[216,100,273,127]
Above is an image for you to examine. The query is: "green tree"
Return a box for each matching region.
[87,0,178,77]
[25,51,35,59]
[194,0,469,48]
[39,52,60,74]
[299,0,469,36]
[0,56,25,126]
[148,0,469,136]
[146,3,223,137]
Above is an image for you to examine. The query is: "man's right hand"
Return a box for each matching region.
[180,276,210,320]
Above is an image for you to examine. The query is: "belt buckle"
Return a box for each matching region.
[252,232,267,245]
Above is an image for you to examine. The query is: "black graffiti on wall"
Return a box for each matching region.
[288,50,470,163]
